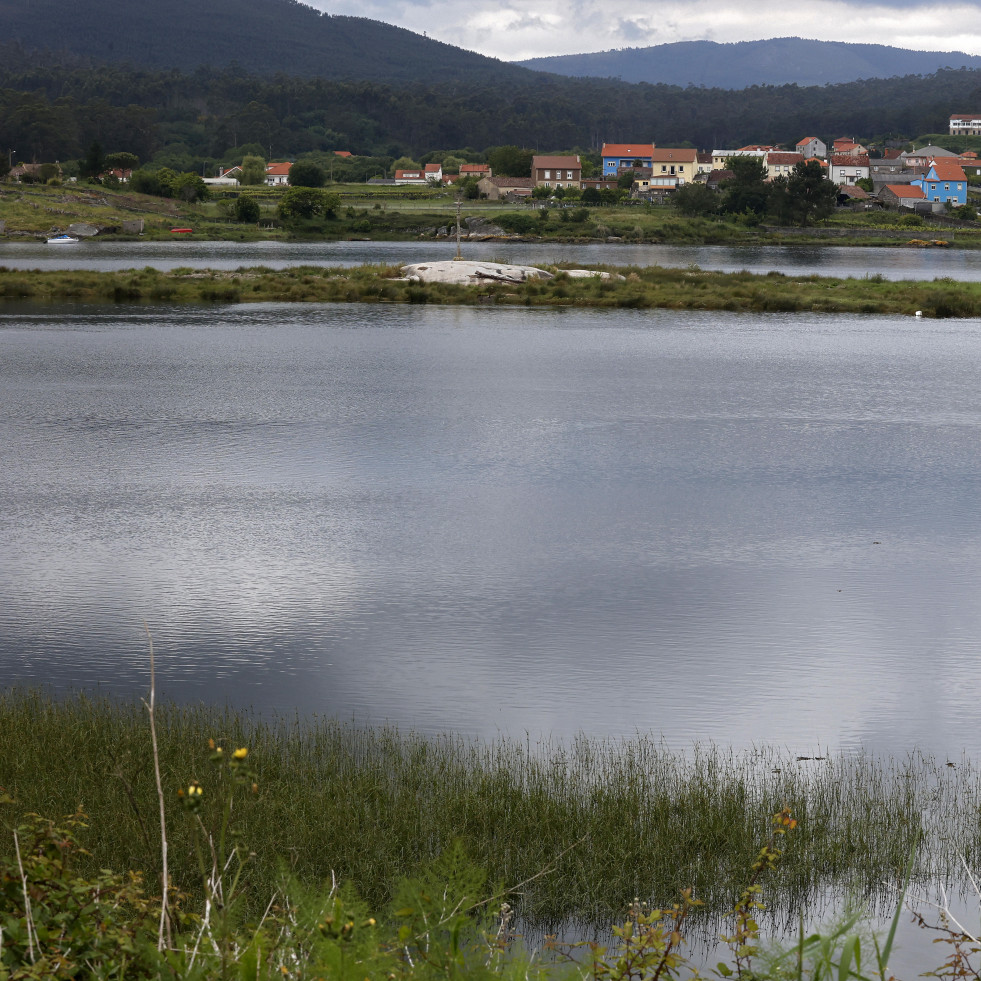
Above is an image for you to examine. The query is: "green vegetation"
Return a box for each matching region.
[1,692,981,979]
[3,262,981,318]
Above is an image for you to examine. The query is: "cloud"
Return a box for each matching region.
[304,0,981,62]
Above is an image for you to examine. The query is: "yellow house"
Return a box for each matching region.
[650,148,698,184]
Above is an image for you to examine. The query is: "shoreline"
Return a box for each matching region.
[2,260,980,317]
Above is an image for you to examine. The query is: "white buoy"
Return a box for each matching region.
[915,310,923,318]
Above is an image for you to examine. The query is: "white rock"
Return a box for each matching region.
[400,260,554,285]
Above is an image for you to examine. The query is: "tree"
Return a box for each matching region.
[617,171,636,190]
[240,155,267,186]
[769,160,837,226]
[104,152,140,172]
[486,145,533,178]
[277,187,339,221]
[288,161,325,187]
[391,156,420,172]
[673,182,718,217]
[721,155,770,215]
[581,187,601,205]
[80,140,105,179]
[234,195,261,222]
[172,172,209,202]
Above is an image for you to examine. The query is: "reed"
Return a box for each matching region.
[0,691,977,929]
[3,263,981,317]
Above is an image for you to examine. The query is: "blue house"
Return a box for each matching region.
[601,143,655,177]
[912,160,968,206]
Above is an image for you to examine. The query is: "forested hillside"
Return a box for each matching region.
[2,54,979,164]
[0,0,530,84]
[518,38,981,89]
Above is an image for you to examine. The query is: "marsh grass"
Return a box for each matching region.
[0,692,978,930]
[3,263,981,316]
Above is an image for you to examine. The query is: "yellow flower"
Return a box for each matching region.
[188,783,203,797]
[233,747,248,759]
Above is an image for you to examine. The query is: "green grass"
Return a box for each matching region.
[2,262,981,317]
[1,692,978,930]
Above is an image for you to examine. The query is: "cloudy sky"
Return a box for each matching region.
[304,0,981,62]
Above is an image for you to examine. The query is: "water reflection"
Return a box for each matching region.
[2,303,981,758]
[3,238,981,281]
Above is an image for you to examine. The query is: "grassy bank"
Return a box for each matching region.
[6,180,981,247]
[2,262,981,317]
[0,692,978,930]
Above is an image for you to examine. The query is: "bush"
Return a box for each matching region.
[234,195,261,223]
[495,213,537,234]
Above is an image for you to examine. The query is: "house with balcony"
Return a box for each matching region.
[950,114,981,136]
[601,143,655,176]
[650,147,697,185]
[532,155,581,188]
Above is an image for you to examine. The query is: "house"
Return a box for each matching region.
[902,145,956,169]
[424,163,443,183]
[100,167,132,182]
[830,154,870,185]
[711,149,766,169]
[950,114,981,136]
[736,144,777,153]
[532,155,581,188]
[460,163,491,179]
[649,147,698,185]
[796,137,827,159]
[832,137,868,155]
[765,152,804,179]
[393,169,428,184]
[333,150,353,158]
[477,176,533,200]
[696,152,714,175]
[879,184,927,209]
[580,178,620,192]
[601,143,655,176]
[912,160,968,206]
[265,162,292,186]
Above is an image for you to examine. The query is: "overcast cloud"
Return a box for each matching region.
[306,0,981,63]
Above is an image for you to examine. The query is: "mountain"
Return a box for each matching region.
[516,38,981,89]
[0,0,536,84]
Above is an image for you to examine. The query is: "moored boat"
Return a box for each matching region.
[46,234,80,244]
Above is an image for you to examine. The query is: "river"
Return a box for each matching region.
[2,300,980,760]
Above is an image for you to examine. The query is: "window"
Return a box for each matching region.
[566,171,573,179]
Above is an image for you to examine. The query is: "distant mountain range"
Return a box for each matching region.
[517,38,981,89]
[0,0,534,84]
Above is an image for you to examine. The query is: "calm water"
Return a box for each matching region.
[4,237,981,280]
[2,301,981,758]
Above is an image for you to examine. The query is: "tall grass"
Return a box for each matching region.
[0,691,978,928]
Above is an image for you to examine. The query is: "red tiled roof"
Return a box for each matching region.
[930,160,967,181]
[884,184,925,198]
[950,114,981,121]
[484,176,533,187]
[424,163,441,172]
[651,148,697,163]
[601,143,655,157]
[394,170,425,179]
[766,152,804,165]
[334,151,353,157]
[265,162,292,176]
[831,155,870,166]
[532,155,580,169]
[460,163,490,173]
[796,137,820,146]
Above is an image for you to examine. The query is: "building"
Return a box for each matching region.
[424,163,443,183]
[950,114,981,136]
[711,149,766,169]
[796,137,827,159]
[460,163,492,179]
[765,152,804,179]
[601,143,655,176]
[912,160,968,206]
[650,147,698,185]
[393,169,428,184]
[830,154,870,186]
[879,184,927,209]
[532,155,581,188]
[477,176,534,200]
[265,162,292,186]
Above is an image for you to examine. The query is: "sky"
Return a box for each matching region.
[302,0,981,63]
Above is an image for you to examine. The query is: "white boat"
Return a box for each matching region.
[46,234,79,244]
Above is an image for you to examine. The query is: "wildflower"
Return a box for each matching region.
[233,747,248,759]
[188,782,202,797]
